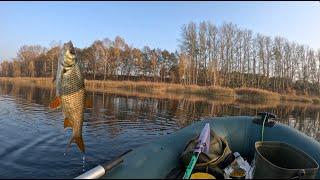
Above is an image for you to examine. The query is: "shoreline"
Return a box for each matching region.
[0,77,319,105]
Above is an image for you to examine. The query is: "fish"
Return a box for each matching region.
[49,41,91,153]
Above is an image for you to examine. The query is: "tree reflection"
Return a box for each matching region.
[1,81,320,141]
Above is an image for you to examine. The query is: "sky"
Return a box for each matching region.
[0,1,320,61]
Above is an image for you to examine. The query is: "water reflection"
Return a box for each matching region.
[1,82,320,141]
[1,81,320,178]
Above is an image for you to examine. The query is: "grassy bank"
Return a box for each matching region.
[235,88,281,103]
[1,77,319,105]
[0,77,54,88]
[0,77,235,100]
[280,95,320,104]
[85,79,236,98]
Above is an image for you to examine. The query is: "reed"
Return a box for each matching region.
[4,77,320,105]
[0,77,54,88]
[85,79,236,98]
[312,98,320,104]
[235,87,280,103]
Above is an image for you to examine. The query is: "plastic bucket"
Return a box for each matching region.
[253,141,319,179]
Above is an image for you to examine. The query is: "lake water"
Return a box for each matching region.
[0,82,320,178]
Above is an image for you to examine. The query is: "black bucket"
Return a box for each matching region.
[253,141,319,179]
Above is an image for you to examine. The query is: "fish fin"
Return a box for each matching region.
[64,118,72,129]
[65,136,85,154]
[49,96,61,109]
[85,98,93,109]
[74,136,85,153]
[65,137,73,155]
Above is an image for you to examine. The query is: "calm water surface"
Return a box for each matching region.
[0,82,320,178]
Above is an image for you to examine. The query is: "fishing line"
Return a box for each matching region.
[261,114,267,142]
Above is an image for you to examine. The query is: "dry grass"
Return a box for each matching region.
[235,87,280,103]
[0,77,236,100]
[186,86,235,98]
[4,77,320,105]
[0,77,54,89]
[312,98,320,104]
[208,86,235,97]
[85,80,169,92]
[86,80,236,98]
[281,95,320,104]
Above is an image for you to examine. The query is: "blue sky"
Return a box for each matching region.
[1,1,320,60]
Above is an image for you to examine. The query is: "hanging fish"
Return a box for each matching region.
[50,41,91,153]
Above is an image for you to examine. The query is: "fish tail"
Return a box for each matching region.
[74,136,85,153]
[66,136,85,153]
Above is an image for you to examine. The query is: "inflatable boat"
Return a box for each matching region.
[76,113,320,179]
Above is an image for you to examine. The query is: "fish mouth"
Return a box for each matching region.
[69,48,75,55]
[62,49,76,68]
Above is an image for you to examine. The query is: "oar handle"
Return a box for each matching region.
[75,149,132,179]
[74,165,105,179]
[102,149,132,170]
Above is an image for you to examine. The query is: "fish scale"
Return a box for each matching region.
[61,62,86,153]
[61,64,85,123]
[60,64,85,96]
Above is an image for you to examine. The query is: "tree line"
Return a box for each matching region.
[1,21,320,96]
[0,37,179,82]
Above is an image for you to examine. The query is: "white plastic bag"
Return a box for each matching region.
[223,152,253,179]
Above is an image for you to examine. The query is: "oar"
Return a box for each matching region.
[183,123,211,179]
[75,149,132,179]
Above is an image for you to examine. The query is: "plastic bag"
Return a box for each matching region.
[223,152,253,179]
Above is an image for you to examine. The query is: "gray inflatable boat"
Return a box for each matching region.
[76,113,320,179]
